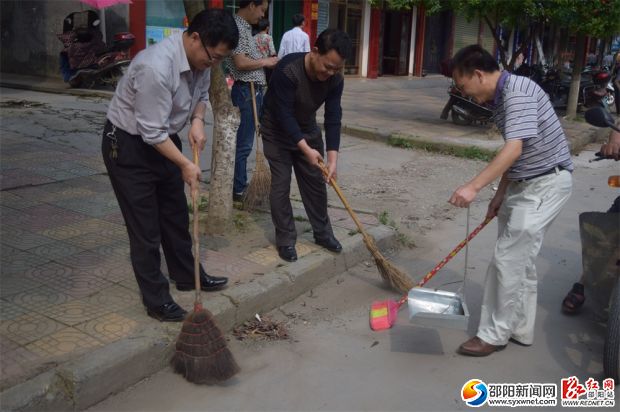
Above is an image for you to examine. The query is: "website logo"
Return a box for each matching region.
[560,376,615,408]
[462,379,488,407]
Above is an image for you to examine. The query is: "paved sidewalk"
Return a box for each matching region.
[0,73,602,410]
[0,91,394,411]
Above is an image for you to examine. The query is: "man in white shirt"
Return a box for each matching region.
[103,9,238,322]
[277,14,310,59]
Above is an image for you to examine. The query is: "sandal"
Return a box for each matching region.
[562,282,585,314]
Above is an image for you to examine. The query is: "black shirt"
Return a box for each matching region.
[261,53,344,151]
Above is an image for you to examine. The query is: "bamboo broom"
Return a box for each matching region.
[318,161,414,294]
[243,81,271,211]
[171,146,240,384]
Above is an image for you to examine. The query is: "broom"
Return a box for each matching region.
[171,146,240,384]
[370,216,494,331]
[317,161,414,294]
[243,81,271,211]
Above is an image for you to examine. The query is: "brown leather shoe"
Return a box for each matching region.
[458,336,506,357]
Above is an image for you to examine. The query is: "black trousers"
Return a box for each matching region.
[263,135,335,247]
[102,121,205,309]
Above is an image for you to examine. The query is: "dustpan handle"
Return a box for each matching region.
[395,215,493,308]
[249,81,262,151]
[417,215,493,289]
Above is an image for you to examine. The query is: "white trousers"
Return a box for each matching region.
[477,169,572,345]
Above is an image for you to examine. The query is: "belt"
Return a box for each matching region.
[516,166,565,182]
[235,80,265,88]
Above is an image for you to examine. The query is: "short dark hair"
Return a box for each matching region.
[257,18,269,32]
[187,9,239,50]
[451,44,499,76]
[315,29,352,60]
[292,13,305,27]
[238,0,265,9]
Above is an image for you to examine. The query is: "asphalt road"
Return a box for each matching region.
[89,148,619,412]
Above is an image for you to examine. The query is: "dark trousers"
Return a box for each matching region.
[263,136,334,247]
[101,121,205,309]
[614,83,620,115]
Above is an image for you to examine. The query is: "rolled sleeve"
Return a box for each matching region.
[134,65,172,145]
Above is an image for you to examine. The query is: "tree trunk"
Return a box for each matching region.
[183,0,206,21]
[183,0,238,234]
[206,63,239,234]
[565,32,586,120]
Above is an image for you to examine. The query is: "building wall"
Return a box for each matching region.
[0,0,128,78]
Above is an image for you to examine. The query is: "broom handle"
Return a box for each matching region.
[394,216,494,307]
[192,146,201,303]
[317,161,375,247]
[249,81,262,151]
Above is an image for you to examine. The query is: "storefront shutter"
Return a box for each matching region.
[452,14,479,55]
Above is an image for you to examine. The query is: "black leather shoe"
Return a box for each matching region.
[277,246,297,262]
[315,236,342,253]
[176,273,228,292]
[233,192,245,202]
[146,302,187,322]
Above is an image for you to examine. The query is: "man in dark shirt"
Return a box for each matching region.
[260,29,352,262]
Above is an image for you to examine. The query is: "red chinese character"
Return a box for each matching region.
[561,377,586,399]
[602,378,615,391]
[585,377,599,390]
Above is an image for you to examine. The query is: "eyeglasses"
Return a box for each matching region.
[200,38,225,63]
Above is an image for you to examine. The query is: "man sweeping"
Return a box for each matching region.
[448,45,573,356]
[102,10,238,322]
[260,29,352,262]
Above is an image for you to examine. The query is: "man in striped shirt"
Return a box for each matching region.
[448,45,573,357]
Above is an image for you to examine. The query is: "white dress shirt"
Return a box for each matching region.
[107,32,210,145]
[277,27,310,59]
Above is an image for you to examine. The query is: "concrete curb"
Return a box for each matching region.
[0,225,398,412]
[0,80,114,100]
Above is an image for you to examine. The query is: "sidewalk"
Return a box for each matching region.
[0,73,602,411]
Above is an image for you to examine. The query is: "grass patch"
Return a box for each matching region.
[294,214,308,222]
[188,195,209,214]
[397,232,416,248]
[378,210,396,228]
[233,212,250,232]
[387,136,496,162]
[348,229,360,236]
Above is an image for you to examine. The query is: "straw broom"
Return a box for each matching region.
[171,147,240,384]
[243,81,271,211]
[318,161,414,294]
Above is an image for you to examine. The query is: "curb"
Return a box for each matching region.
[0,80,114,100]
[0,225,399,412]
[333,122,599,157]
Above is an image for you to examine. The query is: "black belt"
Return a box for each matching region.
[517,166,565,182]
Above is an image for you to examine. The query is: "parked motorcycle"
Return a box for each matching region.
[538,65,613,110]
[440,85,494,126]
[57,10,134,89]
[581,106,620,381]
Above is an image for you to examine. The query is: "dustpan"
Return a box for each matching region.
[407,206,476,330]
[407,287,469,330]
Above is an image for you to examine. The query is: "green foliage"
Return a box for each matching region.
[546,0,620,37]
[387,136,496,161]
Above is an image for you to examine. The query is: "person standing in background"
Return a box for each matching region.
[277,13,310,59]
[228,0,278,201]
[254,18,276,84]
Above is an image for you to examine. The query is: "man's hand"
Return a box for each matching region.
[486,193,504,219]
[449,183,479,208]
[262,56,278,69]
[188,119,207,151]
[181,162,201,192]
[600,130,620,160]
[297,139,324,167]
[325,150,338,184]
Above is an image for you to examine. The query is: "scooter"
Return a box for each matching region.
[581,106,620,381]
[440,85,493,126]
[57,10,134,89]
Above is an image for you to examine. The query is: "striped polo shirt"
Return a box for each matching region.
[493,73,573,180]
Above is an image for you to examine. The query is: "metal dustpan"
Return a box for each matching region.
[406,208,486,331]
[407,287,469,330]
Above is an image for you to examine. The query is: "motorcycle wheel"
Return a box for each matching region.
[603,276,620,381]
[603,91,615,108]
[451,110,472,126]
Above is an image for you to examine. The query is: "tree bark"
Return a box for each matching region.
[183,0,238,234]
[206,63,239,234]
[565,32,586,120]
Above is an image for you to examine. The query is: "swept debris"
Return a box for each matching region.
[232,315,289,342]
